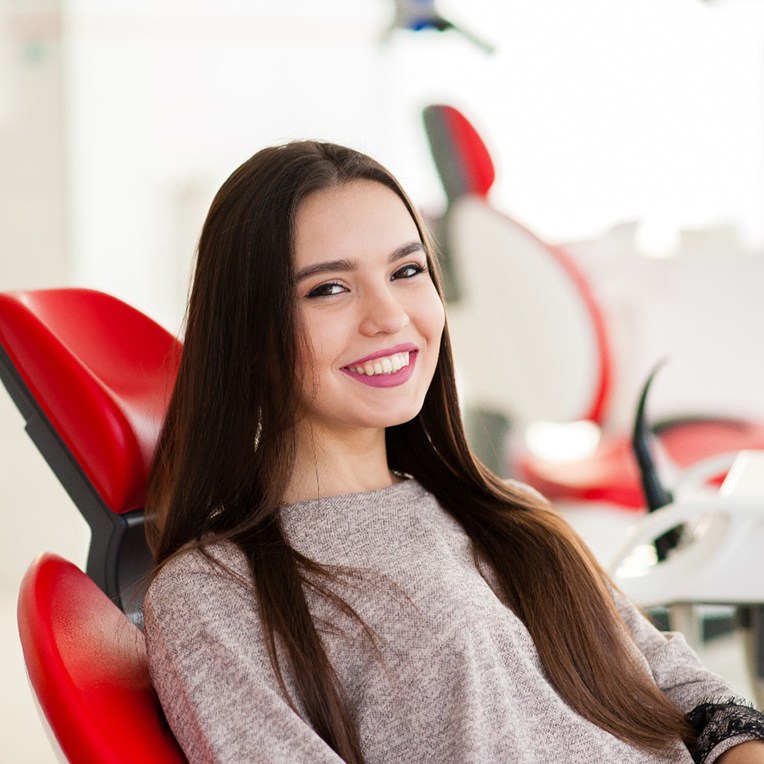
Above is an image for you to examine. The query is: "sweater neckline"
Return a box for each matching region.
[279,476,424,519]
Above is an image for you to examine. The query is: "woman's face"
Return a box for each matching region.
[292,179,445,443]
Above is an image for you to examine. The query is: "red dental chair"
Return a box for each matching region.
[18,553,186,763]
[423,103,764,508]
[0,288,185,761]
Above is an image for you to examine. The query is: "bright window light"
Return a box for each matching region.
[523,420,601,463]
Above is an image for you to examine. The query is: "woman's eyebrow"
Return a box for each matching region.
[294,258,356,283]
[294,241,425,283]
[389,241,426,263]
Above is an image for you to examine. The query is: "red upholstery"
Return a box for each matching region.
[658,418,764,468]
[0,289,180,513]
[17,553,186,763]
[517,433,644,508]
[517,419,764,507]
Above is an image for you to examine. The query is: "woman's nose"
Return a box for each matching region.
[358,286,410,336]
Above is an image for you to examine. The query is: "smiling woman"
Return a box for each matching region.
[142,141,764,764]
[289,180,444,499]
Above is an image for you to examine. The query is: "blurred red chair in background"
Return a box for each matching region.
[422,103,764,508]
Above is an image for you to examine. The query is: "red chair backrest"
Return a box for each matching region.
[17,553,186,763]
[0,289,180,514]
[0,288,182,612]
[422,104,612,425]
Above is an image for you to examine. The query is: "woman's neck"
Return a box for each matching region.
[283,423,399,505]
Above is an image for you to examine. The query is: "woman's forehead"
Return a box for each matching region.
[293,180,420,267]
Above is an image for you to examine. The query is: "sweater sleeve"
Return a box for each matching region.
[615,591,764,763]
[143,554,344,764]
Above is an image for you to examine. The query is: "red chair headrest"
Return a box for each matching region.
[0,289,180,514]
[423,104,496,201]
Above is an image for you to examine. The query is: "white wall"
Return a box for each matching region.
[59,0,764,426]
[0,3,87,761]
[64,0,397,330]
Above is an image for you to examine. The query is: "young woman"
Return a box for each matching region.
[144,141,764,763]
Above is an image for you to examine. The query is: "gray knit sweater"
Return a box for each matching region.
[144,479,756,763]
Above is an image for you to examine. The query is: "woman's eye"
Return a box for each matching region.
[306,282,346,298]
[392,263,427,280]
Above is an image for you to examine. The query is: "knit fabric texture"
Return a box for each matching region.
[144,478,757,763]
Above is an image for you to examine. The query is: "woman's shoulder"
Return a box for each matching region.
[144,539,251,612]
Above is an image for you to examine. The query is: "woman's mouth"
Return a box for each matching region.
[341,346,418,388]
[345,351,410,376]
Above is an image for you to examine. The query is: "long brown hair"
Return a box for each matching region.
[147,141,694,762]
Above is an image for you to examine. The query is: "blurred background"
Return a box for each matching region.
[3,0,764,759]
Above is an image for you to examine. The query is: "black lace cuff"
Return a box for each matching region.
[687,698,764,763]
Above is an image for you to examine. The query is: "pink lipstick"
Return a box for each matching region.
[341,343,418,388]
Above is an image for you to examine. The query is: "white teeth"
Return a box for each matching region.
[349,351,410,376]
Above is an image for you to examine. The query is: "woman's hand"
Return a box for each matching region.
[718,741,764,763]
